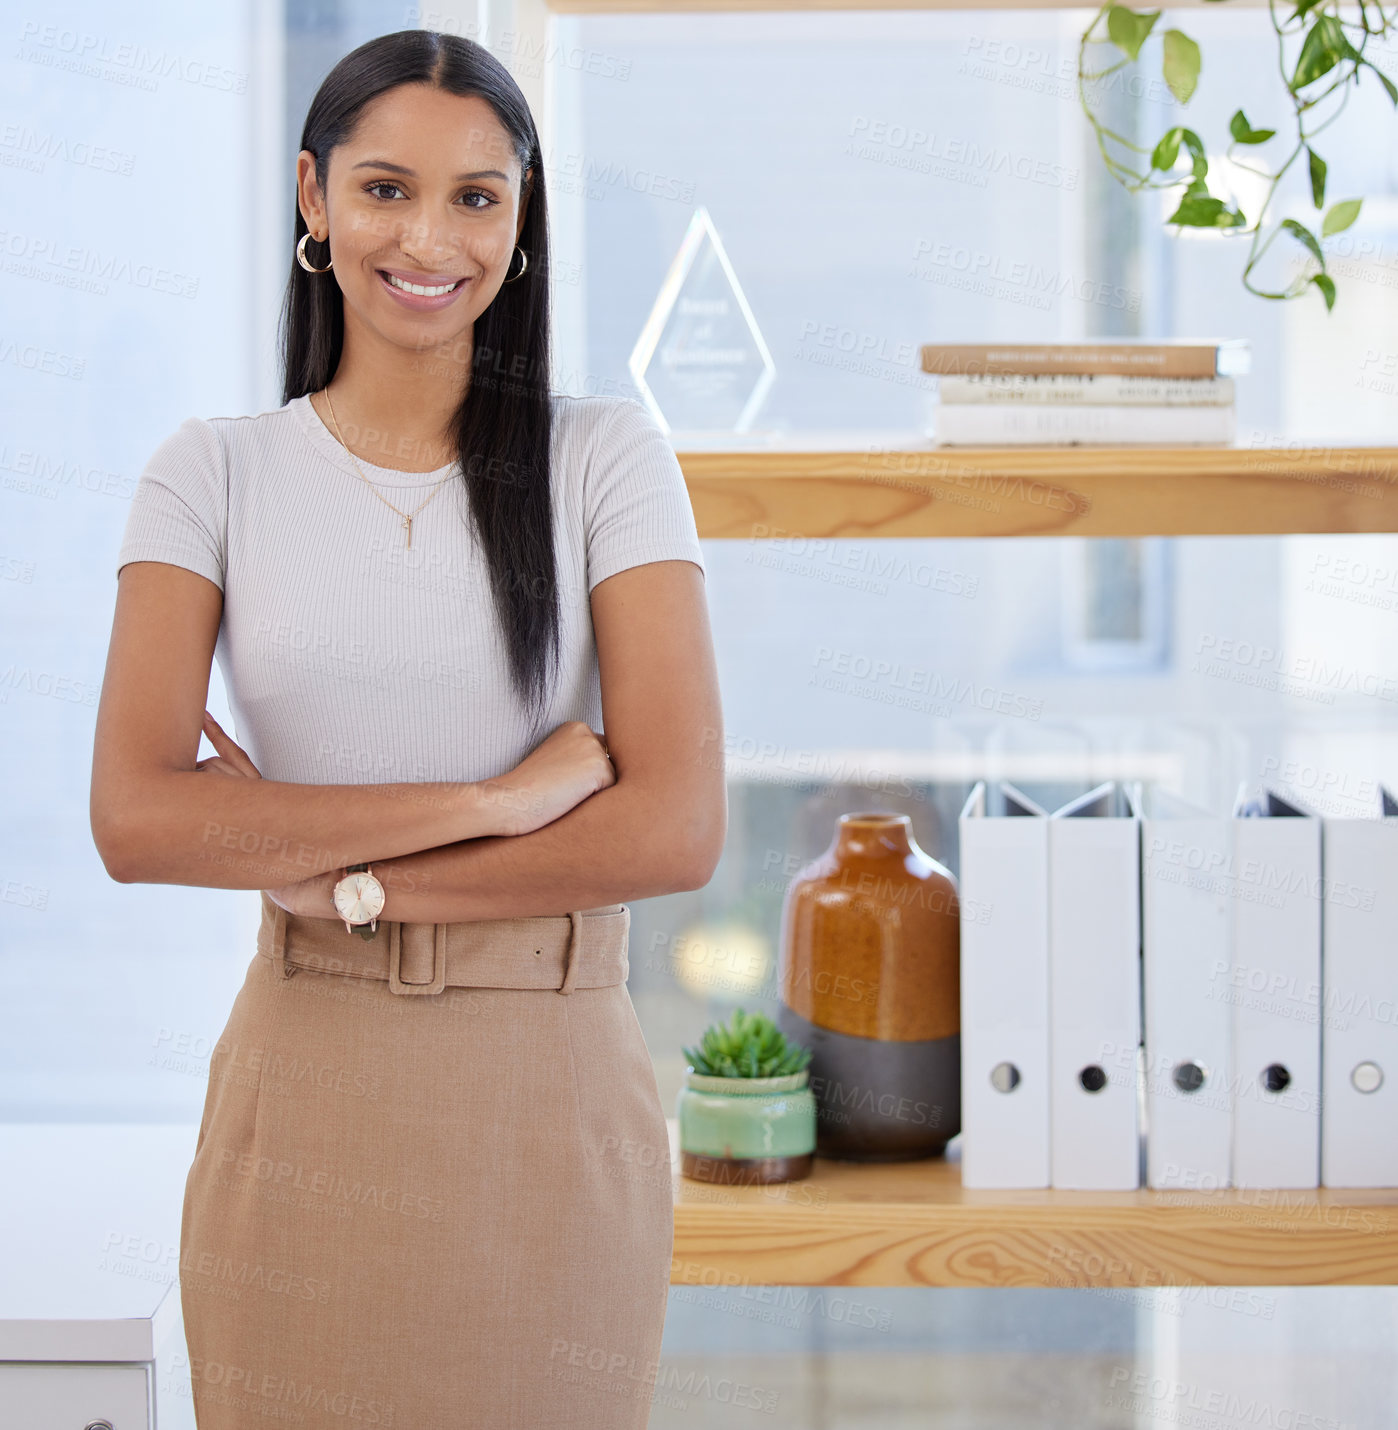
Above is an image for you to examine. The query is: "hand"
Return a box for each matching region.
[265,867,342,921]
[484,721,617,837]
[198,712,338,919]
[196,711,262,779]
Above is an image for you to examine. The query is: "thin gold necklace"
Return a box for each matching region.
[321,387,456,549]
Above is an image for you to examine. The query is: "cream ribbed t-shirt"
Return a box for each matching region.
[115,392,706,786]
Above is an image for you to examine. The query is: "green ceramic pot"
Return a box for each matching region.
[676,1068,817,1185]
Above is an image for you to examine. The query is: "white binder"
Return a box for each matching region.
[1048,782,1143,1190]
[958,781,1051,1189]
[1320,786,1398,1187]
[1139,789,1232,1190]
[1230,787,1322,1189]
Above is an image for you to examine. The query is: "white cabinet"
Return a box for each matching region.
[0,1363,151,1428]
[0,1125,200,1430]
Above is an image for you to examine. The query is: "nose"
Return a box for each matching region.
[392,209,459,267]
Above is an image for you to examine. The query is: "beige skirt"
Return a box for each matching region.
[178,892,674,1428]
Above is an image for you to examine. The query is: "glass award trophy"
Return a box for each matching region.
[628,205,775,439]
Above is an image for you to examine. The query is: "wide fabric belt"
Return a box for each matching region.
[254,891,630,996]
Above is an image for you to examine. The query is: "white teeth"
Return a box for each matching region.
[385,273,460,297]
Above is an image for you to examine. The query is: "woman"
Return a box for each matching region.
[90,28,725,1429]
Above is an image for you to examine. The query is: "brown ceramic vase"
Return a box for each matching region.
[776,812,961,1161]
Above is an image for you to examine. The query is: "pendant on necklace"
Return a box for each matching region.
[403,515,413,549]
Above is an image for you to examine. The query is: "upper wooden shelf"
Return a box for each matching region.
[675,444,1398,539]
[666,1122,1398,1288]
[549,0,1272,11]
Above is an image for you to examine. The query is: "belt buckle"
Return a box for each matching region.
[387,921,448,996]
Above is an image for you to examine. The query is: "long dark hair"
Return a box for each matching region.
[279,29,559,736]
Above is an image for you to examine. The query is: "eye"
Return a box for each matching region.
[363,181,499,210]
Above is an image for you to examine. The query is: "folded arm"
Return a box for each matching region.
[91,563,512,888]
[366,559,727,922]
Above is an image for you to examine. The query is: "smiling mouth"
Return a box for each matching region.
[378,271,467,297]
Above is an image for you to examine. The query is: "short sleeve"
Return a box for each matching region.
[583,398,706,593]
[116,417,227,590]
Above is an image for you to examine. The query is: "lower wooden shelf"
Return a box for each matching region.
[666,1121,1398,1288]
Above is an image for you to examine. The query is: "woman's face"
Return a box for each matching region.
[296,83,530,357]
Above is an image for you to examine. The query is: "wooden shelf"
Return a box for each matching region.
[676,444,1398,539]
[667,1122,1398,1288]
[548,0,1269,12]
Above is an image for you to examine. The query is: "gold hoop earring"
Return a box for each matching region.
[297,231,333,274]
[502,245,529,283]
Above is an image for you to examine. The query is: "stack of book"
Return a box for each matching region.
[920,340,1249,446]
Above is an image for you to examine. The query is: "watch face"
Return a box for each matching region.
[334,871,385,924]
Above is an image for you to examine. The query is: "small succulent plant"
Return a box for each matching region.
[681,1008,813,1079]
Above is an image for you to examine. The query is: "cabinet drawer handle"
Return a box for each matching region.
[85,1421,115,1430]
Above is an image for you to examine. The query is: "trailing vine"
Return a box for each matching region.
[1078,0,1398,309]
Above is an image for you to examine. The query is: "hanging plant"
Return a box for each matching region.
[1077,1,1395,309]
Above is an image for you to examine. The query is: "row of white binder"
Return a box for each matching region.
[957,779,1398,1190]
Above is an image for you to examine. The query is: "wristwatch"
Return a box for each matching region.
[332,862,385,938]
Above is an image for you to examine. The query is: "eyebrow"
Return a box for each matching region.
[351,159,510,181]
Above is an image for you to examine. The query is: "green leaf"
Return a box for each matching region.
[1311,272,1337,310]
[1293,14,1355,89]
[1166,193,1246,228]
[1107,4,1162,61]
[1282,217,1326,266]
[1151,127,1183,170]
[1321,198,1363,236]
[1308,147,1327,208]
[1293,0,1325,16]
[686,1006,809,1078]
[1174,127,1209,180]
[1162,28,1202,103]
[1229,109,1276,144]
